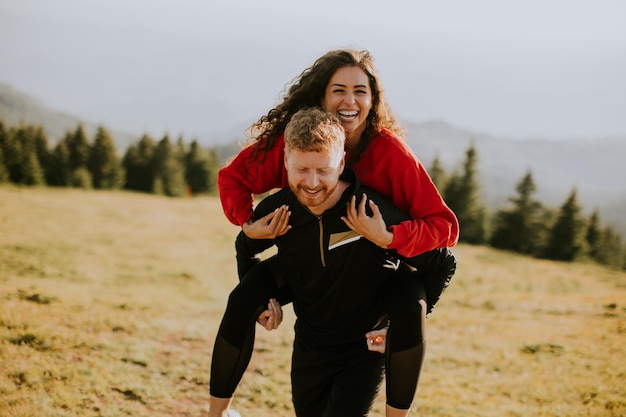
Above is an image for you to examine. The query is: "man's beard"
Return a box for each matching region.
[291,182,338,212]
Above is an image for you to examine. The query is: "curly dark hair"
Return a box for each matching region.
[247,49,404,166]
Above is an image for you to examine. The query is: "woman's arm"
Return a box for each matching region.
[351,132,459,257]
[218,135,288,227]
[386,161,459,257]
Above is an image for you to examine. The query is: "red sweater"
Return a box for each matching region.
[218,129,459,257]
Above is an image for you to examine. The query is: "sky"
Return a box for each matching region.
[1,0,625,142]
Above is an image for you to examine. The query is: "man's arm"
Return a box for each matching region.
[234,231,286,331]
[234,191,291,280]
[234,231,275,281]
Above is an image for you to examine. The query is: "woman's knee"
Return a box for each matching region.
[385,272,427,319]
[387,296,426,323]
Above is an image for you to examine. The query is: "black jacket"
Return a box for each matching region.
[236,170,420,349]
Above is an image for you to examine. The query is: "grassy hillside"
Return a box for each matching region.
[0,186,624,417]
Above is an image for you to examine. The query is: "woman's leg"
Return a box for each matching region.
[412,248,457,315]
[209,257,291,415]
[381,248,456,414]
[383,263,427,413]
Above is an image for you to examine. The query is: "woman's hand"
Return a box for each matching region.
[257,298,283,331]
[242,205,291,239]
[365,327,387,353]
[342,195,393,249]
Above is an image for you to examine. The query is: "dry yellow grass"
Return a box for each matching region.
[0,185,624,417]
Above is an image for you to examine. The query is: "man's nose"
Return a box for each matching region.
[305,173,320,188]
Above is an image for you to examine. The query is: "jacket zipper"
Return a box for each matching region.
[318,216,325,267]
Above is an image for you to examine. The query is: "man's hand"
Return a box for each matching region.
[365,326,388,353]
[242,205,291,239]
[342,195,393,249]
[257,298,283,331]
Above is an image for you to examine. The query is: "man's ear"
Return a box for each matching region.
[339,151,346,173]
[284,147,289,169]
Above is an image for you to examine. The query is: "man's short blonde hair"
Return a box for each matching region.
[284,107,345,154]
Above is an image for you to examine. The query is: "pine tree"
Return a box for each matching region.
[586,210,602,260]
[184,140,214,194]
[175,135,187,162]
[67,124,91,172]
[88,126,124,189]
[428,153,448,191]
[443,143,488,244]
[206,147,219,194]
[8,125,47,185]
[0,121,5,181]
[21,151,46,185]
[123,134,156,192]
[153,134,185,197]
[0,120,6,146]
[543,188,588,261]
[597,226,623,268]
[0,122,20,183]
[47,140,71,186]
[70,167,93,189]
[0,147,9,183]
[31,125,50,178]
[490,170,546,255]
[64,124,92,188]
[587,214,624,268]
[176,135,191,195]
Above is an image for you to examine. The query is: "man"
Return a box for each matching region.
[210,108,442,417]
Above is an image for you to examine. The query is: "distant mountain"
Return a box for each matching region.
[402,120,626,236]
[405,120,625,201]
[0,82,136,149]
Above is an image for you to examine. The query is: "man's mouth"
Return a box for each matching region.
[302,188,322,197]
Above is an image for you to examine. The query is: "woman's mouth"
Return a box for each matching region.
[337,110,358,122]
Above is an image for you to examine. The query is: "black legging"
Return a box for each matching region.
[383,248,456,409]
[210,260,289,398]
[210,248,456,410]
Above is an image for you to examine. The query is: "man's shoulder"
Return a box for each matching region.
[353,183,409,222]
[355,184,391,206]
[255,188,293,214]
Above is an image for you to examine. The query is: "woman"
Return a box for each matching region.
[211,49,459,417]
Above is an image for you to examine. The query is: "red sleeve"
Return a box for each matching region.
[217,135,288,226]
[351,131,459,257]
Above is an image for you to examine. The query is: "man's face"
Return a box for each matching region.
[285,147,345,213]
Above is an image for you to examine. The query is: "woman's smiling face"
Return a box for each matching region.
[322,65,372,147]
